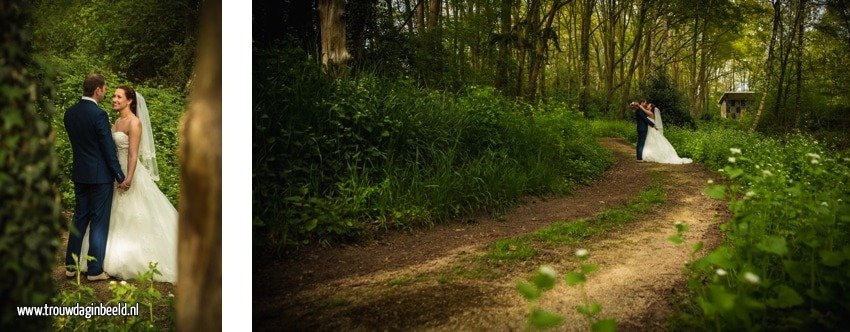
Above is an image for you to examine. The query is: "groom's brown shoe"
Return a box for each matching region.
[86,272,110,281]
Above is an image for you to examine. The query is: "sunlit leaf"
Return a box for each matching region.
[692,241,704,255]
[591,318,617,332]
[766,285,804,308]
[704,185,726,199]
[820,250,845,267]
[565,272,586,286]
[757,236,788,256]
[529,308,564,328]
[516,281,540,300]
[668,234,683,245]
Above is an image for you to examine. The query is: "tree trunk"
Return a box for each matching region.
[416,0,426,32]
[752,0,782,132]
[794,0,807,128]
[319,0,350,77]
[622,0,648,115]
[496,0,512,91]
[176,1,221,331]
[579,0,596,115]
[428,0,441,30]
[775,6,791,128]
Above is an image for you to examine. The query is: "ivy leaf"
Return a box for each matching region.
[529,308,564,328]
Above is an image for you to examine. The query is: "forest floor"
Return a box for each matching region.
[253,137,729,331]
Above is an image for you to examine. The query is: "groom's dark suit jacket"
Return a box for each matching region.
[64,98,125,184]
[634,108,656,132]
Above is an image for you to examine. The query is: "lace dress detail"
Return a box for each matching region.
[79,131,177,283]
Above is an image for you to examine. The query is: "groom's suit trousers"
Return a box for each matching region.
[65,182,115,275]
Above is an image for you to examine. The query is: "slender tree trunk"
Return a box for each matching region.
[416,0,426,33]
[794,0,807,128]
[752,0,782,132]
[319,0,350,77]
[177,1,221,330]
[428,0,441,29]
[496,0,512,91]
[775,6,791,128]
[623,0,648,115]
[579,0,596,114]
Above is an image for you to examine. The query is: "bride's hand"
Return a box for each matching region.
[119,179,132,191]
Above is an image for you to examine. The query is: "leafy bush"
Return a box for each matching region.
[669,125,850,330]
[32,0,199,87]
[57,259,175,330]
[43,54,184,208]
[254,47,613,251]
[0,2,63,329]
[641,68,696,130]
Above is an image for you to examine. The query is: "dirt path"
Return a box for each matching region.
[253,138,727,331]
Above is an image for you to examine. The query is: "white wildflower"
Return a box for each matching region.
[575,248,589,258]
[716,268,728,276]
[120,280,127,286]
[745,191,755,198]
[811,159,820,164]
[762,170,773,177]
[707,179,714,184]
[730,148,742,155]
[168,293,175,298]
[674,221,684,226]
[821,202,828,207]
[539,265,558,279]
[728,157,736,163]
[744,272,760,284]
[806,153,821,159]
[109,281,116,285]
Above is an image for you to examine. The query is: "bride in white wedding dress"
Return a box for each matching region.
[640,104,692,164]
[80,86,177,283]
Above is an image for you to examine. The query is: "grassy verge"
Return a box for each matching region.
[424,171,666,283]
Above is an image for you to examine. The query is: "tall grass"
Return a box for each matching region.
[666,124,850,330]
[253,48,613,251]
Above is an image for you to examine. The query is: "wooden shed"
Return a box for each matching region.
[719,92,755,120]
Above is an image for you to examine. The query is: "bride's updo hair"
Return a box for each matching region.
[117,85,137,115]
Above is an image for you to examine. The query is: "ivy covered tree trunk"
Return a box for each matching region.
[0,0,63,329]
[319,0,350,77]
[176,0,221,330]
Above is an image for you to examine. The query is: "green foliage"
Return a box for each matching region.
[32,0,199,87]
[641,68,696,130]
[516,253,617,330]
[41,54,184,208]
[669,125,850,330]
[254,46,613,250]
[0,2,63,329]
[56,260,175,330]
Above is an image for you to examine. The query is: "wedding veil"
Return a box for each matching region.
[136,92,160,181]
[654,107,664,136]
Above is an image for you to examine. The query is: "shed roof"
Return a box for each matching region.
[719,91,755,104]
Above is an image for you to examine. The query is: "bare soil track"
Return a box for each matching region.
[253,137,728,331]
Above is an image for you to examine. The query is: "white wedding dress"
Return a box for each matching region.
[79,131,177,283]
[642,109,692,164]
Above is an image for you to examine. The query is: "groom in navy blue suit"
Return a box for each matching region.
[631,101,656,161]
[64,74,126,281]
